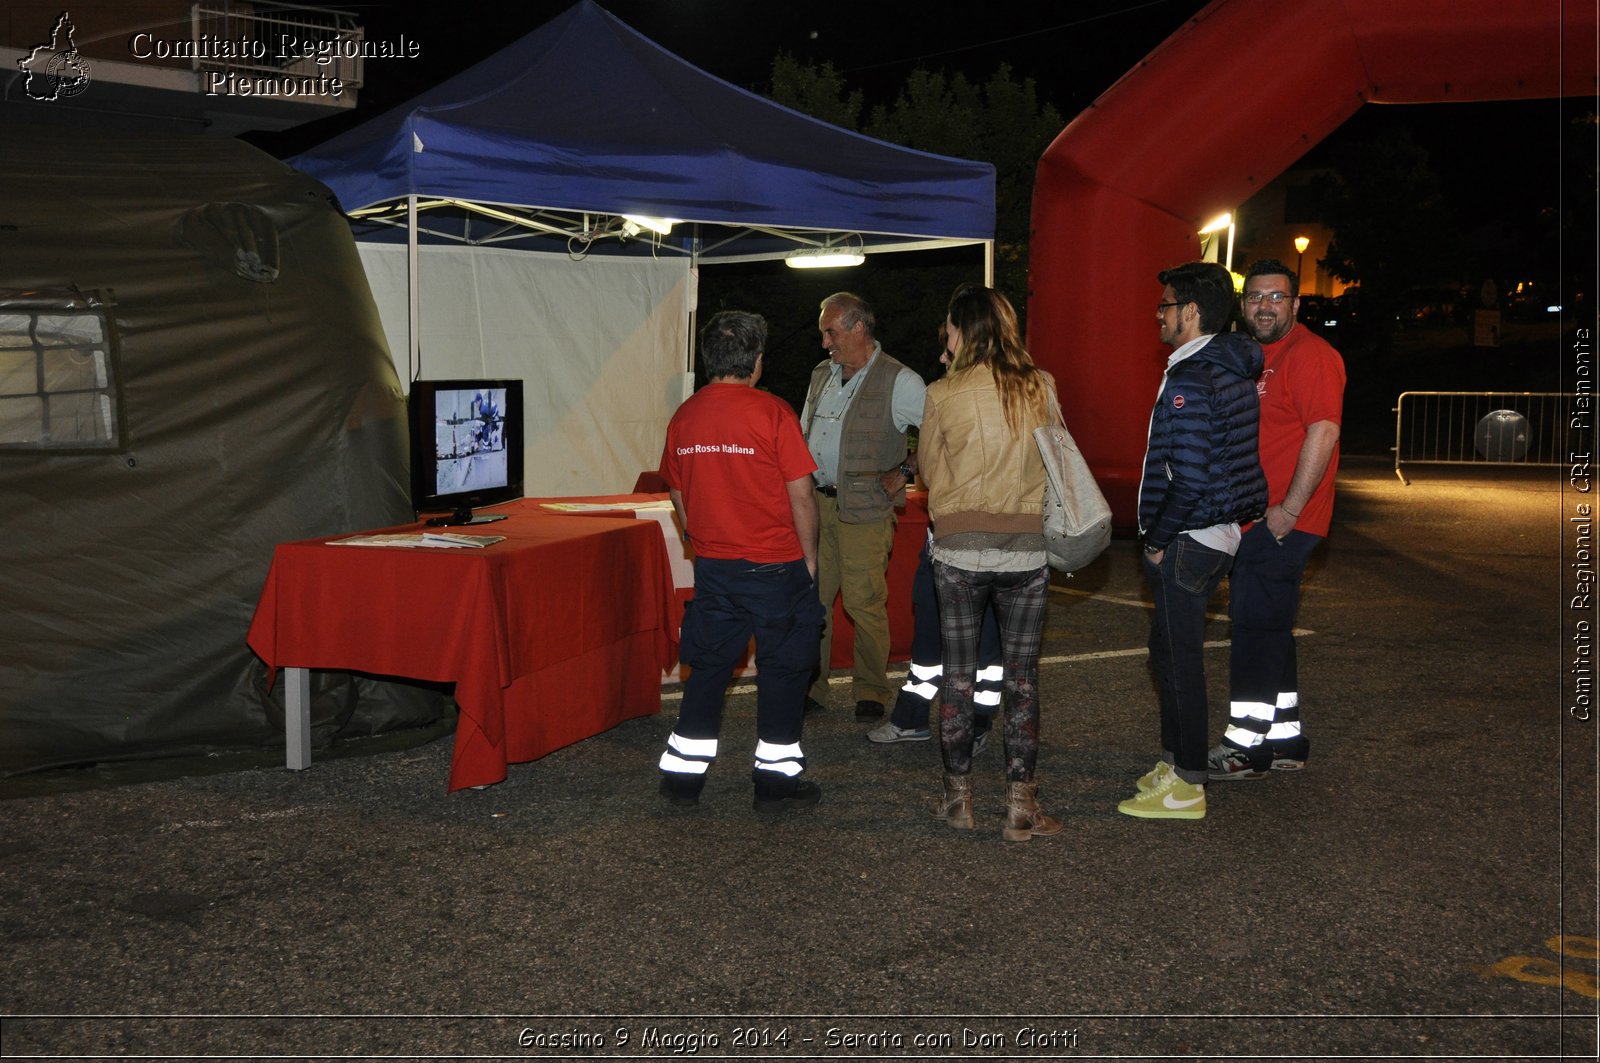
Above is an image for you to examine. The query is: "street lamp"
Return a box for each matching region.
[1294,235,1310,288]
[1200,212,1235,272]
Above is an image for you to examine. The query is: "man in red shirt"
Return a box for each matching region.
[656,311,826,813]
[1210,260,1346,780]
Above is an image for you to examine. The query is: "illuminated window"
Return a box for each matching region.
[0,291,121,451]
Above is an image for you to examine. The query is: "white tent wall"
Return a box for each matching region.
[356,243,693,497]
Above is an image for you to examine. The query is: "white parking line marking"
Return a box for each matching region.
[1052,584,1313,634]
[661,589,1314,702]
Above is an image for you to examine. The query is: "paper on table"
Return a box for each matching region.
[330,532,506,549]
[540,500,676,512]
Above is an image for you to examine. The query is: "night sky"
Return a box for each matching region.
[325,0,1216,125]
[248,0,1581,260]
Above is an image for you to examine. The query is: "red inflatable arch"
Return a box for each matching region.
[1027,0,1598,525]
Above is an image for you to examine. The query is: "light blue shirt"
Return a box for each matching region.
[802,345,926,486]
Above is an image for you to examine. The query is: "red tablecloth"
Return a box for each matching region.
[532,491,929,668]
[246,499,678,791]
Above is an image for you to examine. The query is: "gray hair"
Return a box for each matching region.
[820,291,876,339]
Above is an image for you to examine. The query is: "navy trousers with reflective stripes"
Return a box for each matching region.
[890,543,1003,730]
[1226,523,1320,754]
[663,556,825,777]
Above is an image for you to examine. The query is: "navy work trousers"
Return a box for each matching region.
[676,556,826,747]
[1229,522,1321,710]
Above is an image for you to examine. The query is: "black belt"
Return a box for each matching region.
[816,484,838,498]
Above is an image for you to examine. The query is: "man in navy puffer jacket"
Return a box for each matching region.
[1120,261,1267,821]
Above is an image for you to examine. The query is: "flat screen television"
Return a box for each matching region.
[407,378,525,525]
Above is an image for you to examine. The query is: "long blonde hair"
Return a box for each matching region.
[946,284,1050,435]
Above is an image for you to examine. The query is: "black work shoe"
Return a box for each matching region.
[659,773,704,807]
[803,696,828,716]
[854,699,885,720]
[752,777,822,813]
[1267,736,1310,771]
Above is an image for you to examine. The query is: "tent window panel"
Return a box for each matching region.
[45,390,115,445]
[0,304,121,451]
[42,347,109,391]
[0,396,47,443]
[0,350,35,395]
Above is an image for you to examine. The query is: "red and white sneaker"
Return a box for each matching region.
[1206,743,1269,781]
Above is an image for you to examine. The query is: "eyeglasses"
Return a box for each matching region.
[1243,291,1292,305]
[1156,301,1185,312]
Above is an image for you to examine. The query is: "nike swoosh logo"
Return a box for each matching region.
[1163,792,1204,809]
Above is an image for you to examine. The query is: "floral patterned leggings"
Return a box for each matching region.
[930,560,1050,781]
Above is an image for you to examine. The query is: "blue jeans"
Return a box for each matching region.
[676,557,826,747]
[1143,536,1233,782]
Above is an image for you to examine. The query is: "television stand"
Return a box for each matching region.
[425,506,509,527]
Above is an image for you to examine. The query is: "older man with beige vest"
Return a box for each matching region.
[801,292,925,720]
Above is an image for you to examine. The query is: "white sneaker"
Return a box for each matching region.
[866,721,931,743]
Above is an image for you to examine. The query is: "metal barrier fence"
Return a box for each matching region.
[1393,391,1576,484]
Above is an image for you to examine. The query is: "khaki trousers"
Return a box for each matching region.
[808,492,897,706]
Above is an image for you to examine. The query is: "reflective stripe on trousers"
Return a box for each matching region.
[753,739,804,777]
[1225,692,1301,749]
[659,732,717,775]
[900,662,1003,706]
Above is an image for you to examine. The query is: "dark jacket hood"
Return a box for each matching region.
[1189,330,1264,380]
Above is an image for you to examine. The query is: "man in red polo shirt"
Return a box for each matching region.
[656,310,826,813]
[1210,259,1346,780]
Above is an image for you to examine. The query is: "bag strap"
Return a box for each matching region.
[1044,383,1066,431]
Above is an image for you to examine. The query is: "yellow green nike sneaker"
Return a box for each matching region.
[1135,758,1174,793]
[1118,773,1206,820]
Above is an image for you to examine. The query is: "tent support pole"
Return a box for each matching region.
[687,242,698,377]
[407,195,420,381]
[983,239,995,288]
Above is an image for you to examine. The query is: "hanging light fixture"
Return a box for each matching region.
[786,249,866,269]
[785,235,866,269]
[620,214,678,237]
[784,233,864,270]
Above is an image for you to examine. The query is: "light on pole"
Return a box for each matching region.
[1294,235,1310,288]
[1199,212,1236,273]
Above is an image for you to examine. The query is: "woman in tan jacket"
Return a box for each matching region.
[919,284,1063,841]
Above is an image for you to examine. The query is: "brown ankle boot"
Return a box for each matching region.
[1002,780,1063,841]
[930,773,974,829]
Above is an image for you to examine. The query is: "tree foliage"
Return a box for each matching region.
[1316,126,1462,349]
[701,58,1064,409]
[864,63,1062,305]
[769,55,863,133]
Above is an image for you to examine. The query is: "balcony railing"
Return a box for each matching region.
[189,2,364,91]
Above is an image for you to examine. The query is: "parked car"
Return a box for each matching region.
[1399,287,1465,325]
[1297,295,1344,336]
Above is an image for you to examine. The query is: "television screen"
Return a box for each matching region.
[408,378,525,525]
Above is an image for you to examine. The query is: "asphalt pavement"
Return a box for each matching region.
[2,457,1593,1061]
